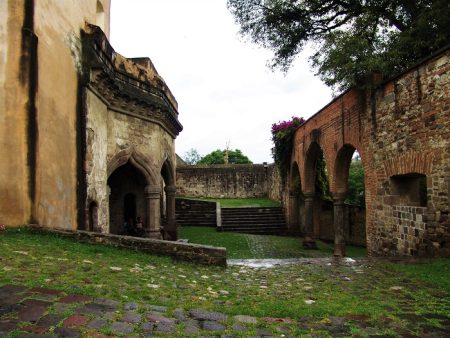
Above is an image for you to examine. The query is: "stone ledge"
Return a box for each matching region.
[28,225,227,266]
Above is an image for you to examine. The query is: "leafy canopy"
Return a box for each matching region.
[197,149,253,165]
[228,0,450,91]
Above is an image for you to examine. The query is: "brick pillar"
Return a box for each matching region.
[289,190,299,232]
[163,185,177,241]
[333,192,347,257]
[145,185,161,239]
[303,193,318,249]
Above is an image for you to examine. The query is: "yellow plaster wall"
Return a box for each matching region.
[0,0,31,225]
[33,0,110,229]
[0,0,110,228]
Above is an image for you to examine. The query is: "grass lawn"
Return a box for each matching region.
[177,197,281,208]
[179,226,367,259]
[1,228,449,336]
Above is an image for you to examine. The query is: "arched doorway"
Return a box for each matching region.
[333,145,366,256]
[107,162,147,235]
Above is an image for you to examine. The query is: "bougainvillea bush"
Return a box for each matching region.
[271,116,305,182]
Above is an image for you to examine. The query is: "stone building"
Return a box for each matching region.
[0,1,182,239]
[288,46,450,257]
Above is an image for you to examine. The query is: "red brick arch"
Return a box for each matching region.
[289,47,450,257]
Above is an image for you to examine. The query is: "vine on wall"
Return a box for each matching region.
[271,116,305,183]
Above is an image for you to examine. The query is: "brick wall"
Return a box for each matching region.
[291,46,450,257]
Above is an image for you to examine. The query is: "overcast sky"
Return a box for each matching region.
[110,0,332,164]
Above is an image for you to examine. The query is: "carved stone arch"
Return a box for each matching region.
[160,155,175,186]
[107,147,158,186]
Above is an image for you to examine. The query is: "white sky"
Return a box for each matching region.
[110,0,332,164]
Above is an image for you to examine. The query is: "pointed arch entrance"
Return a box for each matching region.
[107,162,147,235]
[107,149,162,239]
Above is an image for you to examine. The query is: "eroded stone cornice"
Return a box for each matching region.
[81,24,183,137]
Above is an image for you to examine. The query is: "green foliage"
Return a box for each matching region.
[271,117,305,182]
[346,157,365,206]
[183,148,201,165]
[1,229,449,327]
[228,0,450,91]
[315,155,332,201]
[197,149,252,165]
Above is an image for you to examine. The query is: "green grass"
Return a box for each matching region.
[386,258,450,291]
[0,228,449,335]
[177,197,280,208]
[179,226,367,259]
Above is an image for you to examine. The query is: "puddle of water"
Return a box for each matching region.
[227,257,364,268]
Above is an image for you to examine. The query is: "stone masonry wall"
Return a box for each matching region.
[31,226,227,266]
[291,46,450,257]
[176,164,269,198]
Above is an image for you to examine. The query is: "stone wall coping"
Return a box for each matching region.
[29,225,227,266]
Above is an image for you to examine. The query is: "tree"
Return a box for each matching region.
[228,0,450,91]
[183,148,201,165]
[346,156,365,206]
[197,149,252,165]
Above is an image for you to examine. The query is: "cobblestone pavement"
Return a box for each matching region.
[1,283,449,337]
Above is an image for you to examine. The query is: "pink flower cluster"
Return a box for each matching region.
[271,116,305,134]
[0,224,5,231]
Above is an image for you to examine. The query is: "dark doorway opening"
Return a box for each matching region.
[108,162,146,235]
[124,193,136,225]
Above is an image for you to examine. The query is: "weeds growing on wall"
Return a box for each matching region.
[271,116,305,183]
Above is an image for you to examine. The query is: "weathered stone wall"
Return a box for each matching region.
[0,0,110,228]
[83,25,182,238]
[291,46,450,257]
[31,226,227,266]
[176,164,270,198]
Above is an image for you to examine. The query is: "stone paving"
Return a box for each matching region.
[1,282,449,337]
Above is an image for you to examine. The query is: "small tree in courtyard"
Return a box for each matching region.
[197,149,252,165]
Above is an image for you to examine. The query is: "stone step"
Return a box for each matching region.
[220,207,287,235]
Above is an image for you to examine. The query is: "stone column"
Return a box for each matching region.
[333,192,347,257]
[164,185,177,241]
[303,192,317,249]
[289,190,299,233]
[145,185,161,239]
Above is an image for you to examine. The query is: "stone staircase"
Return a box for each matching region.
[176,198,217,227]
[219,207,288,235]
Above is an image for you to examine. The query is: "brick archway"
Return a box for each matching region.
[290,47,450,257]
